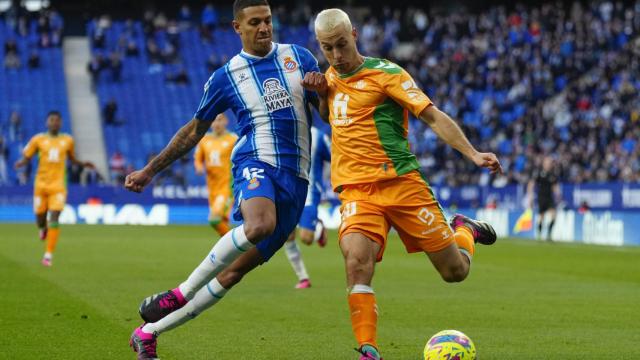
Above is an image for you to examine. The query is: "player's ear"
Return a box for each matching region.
[232,19,242,35]
[352,27,358,42]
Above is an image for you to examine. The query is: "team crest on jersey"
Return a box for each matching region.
[247,177,260,190]
[283,56,298,72]
[262,78,293,113]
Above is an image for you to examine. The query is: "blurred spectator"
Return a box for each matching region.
[4,39,21,69]
[87,54,105,91]
[109,52,122,82]
[201,4,218,30]
[178,4,193,29]
[200,3,218,42]
[165,68,190,85]
[103,98,123,125]
[125,40,140,57]
[27,51,40,68]
[109,151,127,184]
[83,166,104,185]
[578,201,590,214]
[206,54,222,73]
[0,136,8,185]
[8,111,23,142]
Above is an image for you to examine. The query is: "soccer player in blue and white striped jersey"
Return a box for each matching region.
[126,1,329,358]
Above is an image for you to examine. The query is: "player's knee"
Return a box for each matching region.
[300,231,313,245]
[244,216,276,242]
[440,265,468,283]
[346,254,374,278]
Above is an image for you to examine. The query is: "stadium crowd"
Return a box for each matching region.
[2,1,639,188]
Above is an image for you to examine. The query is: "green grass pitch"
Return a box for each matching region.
[1,223,639,359]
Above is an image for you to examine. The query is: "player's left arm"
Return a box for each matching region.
[380,65,502,174]
[67,138,95,169]
[419,106,502,174]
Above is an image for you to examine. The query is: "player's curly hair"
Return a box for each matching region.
[233,0,270,19]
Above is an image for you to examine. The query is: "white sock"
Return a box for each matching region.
[284,241,309,281]
[143,278,228,335]
[178,225,252,300]
[43,252,52,259]
[313,221,324,242]
[351,284,374,294]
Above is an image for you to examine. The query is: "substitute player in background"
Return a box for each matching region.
[194,113,237,236]
[305,9,503,359]
[14,111,93,267]
[284,125,331,289]
[527,156,561,241]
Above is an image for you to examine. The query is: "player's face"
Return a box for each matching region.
[543,157,553,171]
[233,6,273,57]
[211,114,228,135]
[316,26,360,74]
[47,114,62,134]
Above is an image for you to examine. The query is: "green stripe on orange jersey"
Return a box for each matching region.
[326,57,432,190]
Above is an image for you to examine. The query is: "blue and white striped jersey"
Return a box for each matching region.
[306,126,331,206]
[194,42,319,180]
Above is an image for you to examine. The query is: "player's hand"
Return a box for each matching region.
[124,168,154,193]
[472,152,503,174]
[195,167,204,176]
[14,158,27,169]
[301,72,328,98]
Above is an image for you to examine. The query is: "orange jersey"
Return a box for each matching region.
[194,132,237,191]
[326,57,432,190]
[23,133,75,190]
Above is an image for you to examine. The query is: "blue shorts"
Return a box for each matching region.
[299,203,319,231]
[232,160,308,262]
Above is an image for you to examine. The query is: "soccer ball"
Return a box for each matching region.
[423,330,476,360]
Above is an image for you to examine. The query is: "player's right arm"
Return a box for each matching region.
[126,69,229,193]
[125,119,212,192]
[14,135,39,168]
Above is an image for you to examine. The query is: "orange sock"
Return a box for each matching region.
[348,291,378,349]
[213,221,231,236]
[46,224,60,254]
[454,226,475,259]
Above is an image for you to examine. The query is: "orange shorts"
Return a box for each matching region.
[338,171,454,261]
[34,186,67,214]
[208,191,232,221]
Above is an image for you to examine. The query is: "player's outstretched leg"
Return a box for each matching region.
[450,214,497,245]
[132,250,262,358]
[138,197,275,324]
[138,224,253,322]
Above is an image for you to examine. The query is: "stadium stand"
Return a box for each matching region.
[2,1,638,187]
[0,11,71,185]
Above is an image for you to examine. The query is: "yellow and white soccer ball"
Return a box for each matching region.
[424,330,476,360]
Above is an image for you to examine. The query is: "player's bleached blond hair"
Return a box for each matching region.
[314,8,353,35]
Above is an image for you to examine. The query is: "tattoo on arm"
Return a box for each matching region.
[146,118,212,175]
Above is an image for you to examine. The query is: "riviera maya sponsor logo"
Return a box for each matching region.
[283,56,298,72]
[262,78,293,112]
[248,177,261,190]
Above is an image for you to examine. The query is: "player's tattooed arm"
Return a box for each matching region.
[126,118,211,193]
[419,105,503,174]
[145,118,211,176]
